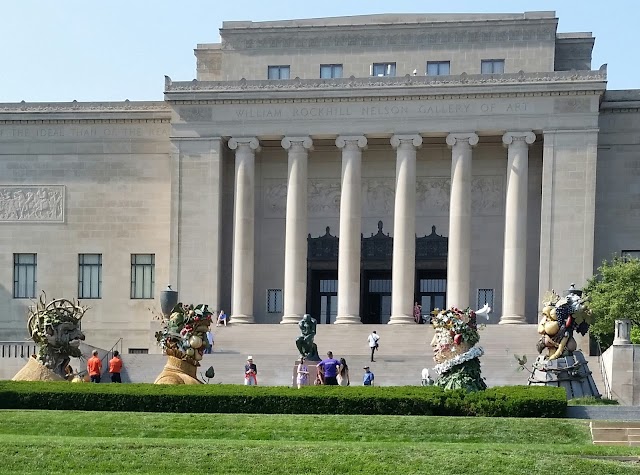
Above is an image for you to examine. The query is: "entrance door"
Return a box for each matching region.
[319,279,338,324]
[362,271,392,324]
[417,272,447,321]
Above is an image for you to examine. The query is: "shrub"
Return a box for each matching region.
[0,381,566,418]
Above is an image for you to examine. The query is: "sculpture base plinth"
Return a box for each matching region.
[527,351,600,399]
[291,359,320,387]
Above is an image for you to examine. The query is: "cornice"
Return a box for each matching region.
[165,68,607,101]
[0,100,171,114]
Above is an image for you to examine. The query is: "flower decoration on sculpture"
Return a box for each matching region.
[155,303,213,366]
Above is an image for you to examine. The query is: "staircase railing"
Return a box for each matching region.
[597,341,612,399]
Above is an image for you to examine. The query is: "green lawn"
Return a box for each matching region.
[1,410,640,474]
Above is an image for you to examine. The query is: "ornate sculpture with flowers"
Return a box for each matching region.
[13,293,86,382]
[430,304,491,391]
[154,301,213,385]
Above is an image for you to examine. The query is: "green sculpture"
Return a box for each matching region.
[296,314,320,361]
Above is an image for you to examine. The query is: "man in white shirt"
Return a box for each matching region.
[367,330,380,362]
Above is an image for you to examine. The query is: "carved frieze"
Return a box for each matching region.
[0,185,64,223]
[471,176,504,216]
[308,180,341,217]
[416,177,450,216]
[263,179,287,218]
[553,97,591,113]
[362,178,394,217]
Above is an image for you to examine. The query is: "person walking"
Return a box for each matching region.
[87,349,102,383]
[296,357,309,389]
[363,366,375,386]
[367,330,380,362]
[244,356,258,385]
[316,351,341,386]
[108,350,123,383]
[336,357,350,386]
[205,330,214,354]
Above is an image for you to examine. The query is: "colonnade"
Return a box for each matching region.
[228,132,535,325]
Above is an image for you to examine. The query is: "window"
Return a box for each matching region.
[320,64,343,79]
[13,253,37,298]
[78,254,102,299]
[477,289,495,310]
[427,61,450,76]
[267,65,290,80]
[371,62,396,77]
[622,250,640,261]
[128,348,149,354]
[481,59,505,74]
[131,254,155,299]
[267,289,283,313]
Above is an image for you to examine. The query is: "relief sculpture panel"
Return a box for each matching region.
[0,185,65,223]
[471,176,504,216]
[362,178,395,217]
[263,179,341,218]
[416,177,450,216]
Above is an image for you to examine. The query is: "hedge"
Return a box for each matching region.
[0,381,567,418]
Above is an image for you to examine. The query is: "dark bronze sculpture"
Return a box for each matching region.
[296,314,320,361]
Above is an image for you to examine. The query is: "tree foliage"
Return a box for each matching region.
[584,257,640,349]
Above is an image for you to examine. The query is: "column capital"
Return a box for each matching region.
[502,131,536,147]
[228,137,260,151]
[281,136,313,150]
[335,135,367,150]
[390,134,422,149]
[446,132,479,148]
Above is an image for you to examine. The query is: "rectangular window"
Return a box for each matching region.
[481,59,505,74]
[371,62,396,77]
[427,61,450,76]
[420,279,447,293]
[128,348,149,354]
[131,254,155,299]
[267,65,290,80]
[320,64,343,79]
[78,254,102,299]
[13,253,37,299]
[622,250,640,261]
[267,289,283,313]
[477,289,495,310]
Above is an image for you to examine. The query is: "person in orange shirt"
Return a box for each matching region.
[109,350,123,383]
[87,349,103,383]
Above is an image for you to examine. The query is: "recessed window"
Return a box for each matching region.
[320,64,343,79]
[267,65,290,80]
[128,348,149,354]
[78,254,102,299]
[267,289,283,313]
[131,254,155,299]
[481,59,505,74]
[371,62,396,77]
[477,289,495,310]
[13,253,37,299]
[622,250,640,261]
[427,61,450,76]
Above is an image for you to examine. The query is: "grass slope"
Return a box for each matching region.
[1,410,639,474]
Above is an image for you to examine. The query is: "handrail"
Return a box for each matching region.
[597,341,612,399]
[101,338,124,365]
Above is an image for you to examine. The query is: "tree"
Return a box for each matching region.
[584,257,640,350]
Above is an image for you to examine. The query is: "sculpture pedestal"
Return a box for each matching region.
[154,356,201,385]
[12,355,64,382]
[291,359,320,387]
[527,351,600,399]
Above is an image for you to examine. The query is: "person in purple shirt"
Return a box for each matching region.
[317,351,341,386]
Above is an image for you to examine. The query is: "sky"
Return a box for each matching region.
[0,0,635,103]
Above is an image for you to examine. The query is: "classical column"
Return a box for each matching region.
[445,133,479,310]
[335,135,367,324]
[228,137,260,324]
[500,131,535,324]
[280,136,313,324]
[389,134,422,324]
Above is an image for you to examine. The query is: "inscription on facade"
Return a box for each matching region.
[0,185,65,223]
[0,125,169,139]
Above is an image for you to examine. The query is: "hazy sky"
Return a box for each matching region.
[1,0,634,103]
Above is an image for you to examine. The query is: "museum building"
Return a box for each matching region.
[0,12,638,353]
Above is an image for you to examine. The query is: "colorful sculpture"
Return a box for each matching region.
[154,303,213,385]
[430,304,491,391]
[13,294,86,381]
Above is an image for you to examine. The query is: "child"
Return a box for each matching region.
[363,366,375,386]
[296,357,309,389]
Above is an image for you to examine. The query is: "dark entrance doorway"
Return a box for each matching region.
[416,270,447,322]
[362,270,392,324]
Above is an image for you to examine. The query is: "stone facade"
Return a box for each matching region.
[0,12,636,353]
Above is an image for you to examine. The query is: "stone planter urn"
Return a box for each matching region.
[160,285,179,317]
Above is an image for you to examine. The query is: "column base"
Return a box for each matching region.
[499,315,527,324]
[230,314,255,324]
[388,315,415,325]
[280,315,302,324]
[334,315,362,324]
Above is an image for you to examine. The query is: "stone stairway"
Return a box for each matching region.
[591,421,640,446]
